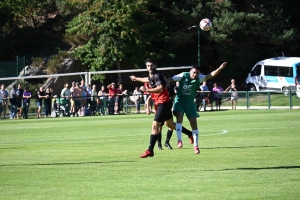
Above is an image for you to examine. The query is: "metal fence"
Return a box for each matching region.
[1,91,299,120]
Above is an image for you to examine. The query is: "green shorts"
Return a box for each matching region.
[173,102,199,119]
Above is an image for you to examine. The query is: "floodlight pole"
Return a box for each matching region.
[188,25,201,67]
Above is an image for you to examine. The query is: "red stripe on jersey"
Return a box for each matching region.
[151,88,170,104]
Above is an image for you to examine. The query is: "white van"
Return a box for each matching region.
[245,57,300,95]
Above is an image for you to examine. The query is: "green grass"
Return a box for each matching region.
[1,110,300,200]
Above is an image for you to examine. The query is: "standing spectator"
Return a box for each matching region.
[70,82,76,116]
[72,82,82,116]
[60,83,71,115]
[44,88,52,117]
[224,79,238,109]
[15,84,24,119]
[22,87,32,119]
[86,84,92,107]
[80,86,87,112]
[9,84,18,119]
[133,86,142,114]
[0,84,9,119]
[98,85,108,115]
[90,85,98,115]
[36,86,46,118]
[199,81,210,111]
[107,82,118,114]
[117,84,127,113]
[0,86,2,120]
[212,83,224,111]
[143,82,153,112]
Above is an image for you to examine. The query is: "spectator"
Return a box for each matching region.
[80,80,87,108]
[0,87,2,120]
[90,85,98,115]
[60,83,71,115]
[224,79,238,109]
[15,84,24,119]
[86,84,92,107]
[117,84,126,113]
[72,82,82,116]
[98,85,108,115]
[9,84,18,119]
[22,87,32,119]
[36,86,46,118]
[107,82,118,114]
[199,81,210,111]
[44,88,52,117]
[0,84,9,119]
[70,82,76,116]
[143,82,153,112]
[212,83,224,110]
[133,86,142,114]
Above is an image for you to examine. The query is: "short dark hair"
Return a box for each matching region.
[145,58,156,65]
[191,65,200,71]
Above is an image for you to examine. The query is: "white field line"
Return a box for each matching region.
[1,126,299,144]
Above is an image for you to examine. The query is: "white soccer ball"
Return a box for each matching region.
[200,18,212,31]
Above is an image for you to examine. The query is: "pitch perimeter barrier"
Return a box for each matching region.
[1,91,299,119]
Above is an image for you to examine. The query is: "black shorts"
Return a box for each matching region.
[154,101,172,123]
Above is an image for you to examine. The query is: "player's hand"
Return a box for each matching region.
[130,76,136,81]
[220,62,227,69]
[146,109,151,115]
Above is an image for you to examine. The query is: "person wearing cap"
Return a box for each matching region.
[224,79,238,109]
[22,87,32,119]
[107,82,118,114]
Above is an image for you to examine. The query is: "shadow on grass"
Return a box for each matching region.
[202,145,277,149]
[205,166,300,171]
[0,160,137,167]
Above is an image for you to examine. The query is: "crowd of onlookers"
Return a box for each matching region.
[0,80,151,120]
[0,79,238,120]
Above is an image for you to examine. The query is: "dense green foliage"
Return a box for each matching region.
[0,110,299,199]
[1,0,300,82]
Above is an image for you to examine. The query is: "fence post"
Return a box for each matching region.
[268,91,271,109]
[246,91,249,109]
[16,55,19,77]
[289,90,293,109]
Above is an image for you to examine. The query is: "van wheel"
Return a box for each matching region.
[282,87,290,96]
[247,84,256,91]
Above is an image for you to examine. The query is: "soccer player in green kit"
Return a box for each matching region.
[166,62,227,154]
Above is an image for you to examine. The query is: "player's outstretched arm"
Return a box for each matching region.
[205,62,227,81]
[129,76,149,83]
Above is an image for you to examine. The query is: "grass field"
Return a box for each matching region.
[1,110,300,200]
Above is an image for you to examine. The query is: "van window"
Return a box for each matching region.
[265,65,293,77]
[265,65,278,76]
[279,66,293,77]
[251,65,261,76]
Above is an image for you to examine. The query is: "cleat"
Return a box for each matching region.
[189,135,194,144]
[164,143,173,150]
[139,150,154,158]
[177,140,183,148]
[194,146,200,154]
[158,145,163,150]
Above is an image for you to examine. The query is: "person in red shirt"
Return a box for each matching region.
[107,82,119,114]
[130,58,175,158]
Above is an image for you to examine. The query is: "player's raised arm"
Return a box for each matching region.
[129,75,149,83]
[205,62,227,81]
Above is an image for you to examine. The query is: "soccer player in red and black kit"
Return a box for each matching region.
[130,58,193,158]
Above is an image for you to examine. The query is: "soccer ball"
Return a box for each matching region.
[200,18,212,31]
